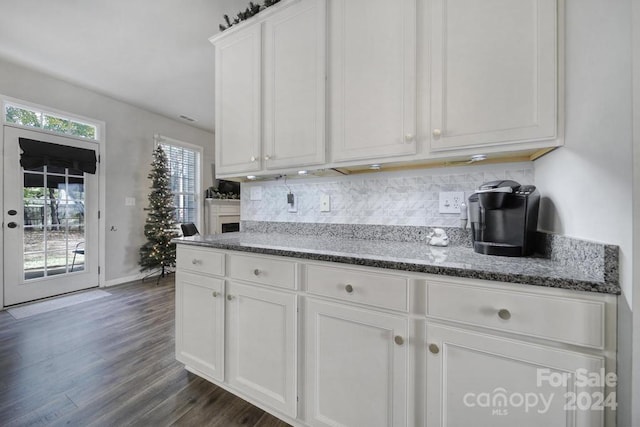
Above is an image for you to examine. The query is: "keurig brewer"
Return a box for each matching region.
[468,180,540,256]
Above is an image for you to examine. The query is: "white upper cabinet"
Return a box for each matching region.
[212,0,326,177]
[429,0,558,151]
[214,25,262,175]
[328,0,417,162]
[263,0,326,170]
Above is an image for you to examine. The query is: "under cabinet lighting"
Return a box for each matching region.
[298,170,308,175]
[369,164,381,170]
[247,175,256,180]
[470,154,487,162]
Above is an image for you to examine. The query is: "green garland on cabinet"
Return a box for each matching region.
[219,0,281,32]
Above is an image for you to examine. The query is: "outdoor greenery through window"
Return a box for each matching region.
[160,142,199,225]
[4,102,98,140]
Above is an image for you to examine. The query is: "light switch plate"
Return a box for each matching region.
[439,191,465,214]
[125,197,136,206]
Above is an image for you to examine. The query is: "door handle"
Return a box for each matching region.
[7,222,18,229]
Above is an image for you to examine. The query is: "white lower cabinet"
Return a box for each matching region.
[225,281,298,418]
[304,298,408,427]
[175,271,225,382]
[425,323,606,427]
[175,247,616,427]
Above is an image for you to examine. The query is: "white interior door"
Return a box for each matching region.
[3,126,99,306]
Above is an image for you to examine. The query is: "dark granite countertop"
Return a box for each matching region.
[174,231,620,295]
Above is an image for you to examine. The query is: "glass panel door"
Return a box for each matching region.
[3,125,99,306]
[23,166,86,279]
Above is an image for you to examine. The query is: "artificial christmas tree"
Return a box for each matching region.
[139,146,178,278]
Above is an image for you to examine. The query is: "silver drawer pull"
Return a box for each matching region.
[344,284,354,294]
[498,309,511,320]
[253,269,261,276]
[227,295,235,301]
[192,259,202,265]
[394,335,404,346]
[429,344,440,354]
[212,291,220,298]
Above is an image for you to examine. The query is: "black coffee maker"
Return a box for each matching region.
[468,180,540,257]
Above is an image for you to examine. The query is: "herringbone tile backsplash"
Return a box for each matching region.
[241,162,534,227]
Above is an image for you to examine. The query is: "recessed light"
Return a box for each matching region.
[369,164,381,170]
[178,114,197,122]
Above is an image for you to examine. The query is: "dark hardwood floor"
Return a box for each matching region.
[0,277,291,427]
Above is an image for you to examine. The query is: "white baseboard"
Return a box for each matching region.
[103,272,148,287]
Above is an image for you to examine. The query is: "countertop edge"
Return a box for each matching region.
[174,239,620,295]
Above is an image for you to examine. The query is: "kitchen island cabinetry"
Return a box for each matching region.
[174,239,617,427]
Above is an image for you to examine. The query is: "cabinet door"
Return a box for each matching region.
[214,25,262,175]
[305,298,408,427]
[430,0,557,150]
[329,0,417,162]
[426,323,605,427]
[263,0,326,170]
[226,281,298,418]
[175,272,225,382]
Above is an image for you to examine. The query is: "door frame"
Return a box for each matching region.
[0,94,106,309]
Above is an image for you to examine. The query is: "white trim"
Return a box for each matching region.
[154,134,204,233]
[2,95,101,142]
[103,272,149,288]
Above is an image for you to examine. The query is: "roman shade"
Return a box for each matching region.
[19,138,97,174]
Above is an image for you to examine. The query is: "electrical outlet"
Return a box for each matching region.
[320,194,330,212]
[439,191,465,214]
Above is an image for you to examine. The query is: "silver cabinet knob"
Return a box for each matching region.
[253,269,261,276]
[264,155,271,160]
[250,156,257,162]
[429,343,440,354]
[191,259,202,265]
[404,134,414,143]
[212,291,220,298]
[394,335,404,346]
[498,309,511,320]
[344,284,354,294]
[432,129,442,138]
[227,295,235,301]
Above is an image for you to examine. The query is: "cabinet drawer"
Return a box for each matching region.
[177,246,225,276]
[426,281,606,349]
[306,264,409,312]
[227,253,297,289]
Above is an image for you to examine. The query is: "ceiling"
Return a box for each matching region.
[0,0,248,133]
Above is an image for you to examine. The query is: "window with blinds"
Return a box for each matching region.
[159,142,200,225]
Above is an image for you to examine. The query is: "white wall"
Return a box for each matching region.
[0,57,215,284]
[534,0,634,424]
[632,0,640,424]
